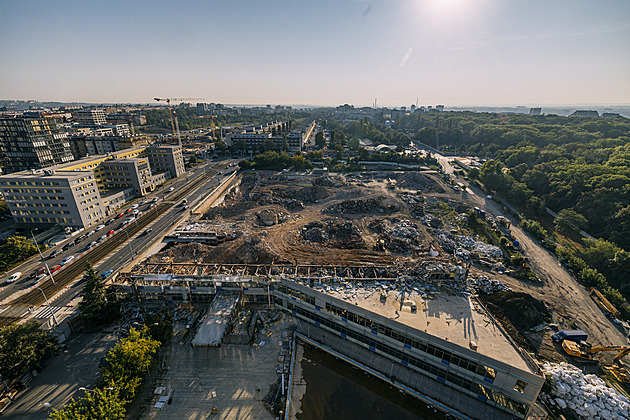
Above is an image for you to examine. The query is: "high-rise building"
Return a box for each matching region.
[529,108,542,116]
[0,117,74,174]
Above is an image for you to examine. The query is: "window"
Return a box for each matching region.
[514,380,527,393]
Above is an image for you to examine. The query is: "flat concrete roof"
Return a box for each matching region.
[317,285,531,372]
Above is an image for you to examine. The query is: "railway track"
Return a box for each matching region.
[0,169,217,327]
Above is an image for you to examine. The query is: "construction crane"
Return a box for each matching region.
[153,97,202,146]
[562,340,630,365]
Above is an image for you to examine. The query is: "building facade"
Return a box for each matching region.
[0,117,75,174]
[0,145,185,228]
[75,108,106,128]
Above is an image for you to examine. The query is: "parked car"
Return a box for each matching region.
[101,269,114,279]
[50,265,62,273]
[94,224,105,231]
[61,255,75,265]
[49,249,63,259]
[7,272,22,282]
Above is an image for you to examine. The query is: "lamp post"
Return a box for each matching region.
[123,230,135,259]
[36,286,58,326]
[30,228,44,261]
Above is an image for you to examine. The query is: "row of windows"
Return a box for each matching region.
[284,300,528,417]
[16,217,72,223]
[14,210,70,215]
[11,203,68,208]
[0,181,61,187]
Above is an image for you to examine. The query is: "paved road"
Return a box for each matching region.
[424,149,628,348]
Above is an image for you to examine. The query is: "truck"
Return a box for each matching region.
[473,207,486,218]
[551,329,588,343]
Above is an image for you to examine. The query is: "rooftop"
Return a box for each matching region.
[315,284,532,373]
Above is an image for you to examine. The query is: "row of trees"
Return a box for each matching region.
[0,321,57,383]
[50,327,162,420]
[239,151,313,172]
[0,235,40,273]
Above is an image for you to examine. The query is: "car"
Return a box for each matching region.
[62,242,75,251]
[116,213,125,218]
[126,217,135,224]
[7,272,22,282]
[85,230,95,237]
[107,229,115,236]
[152,197,159,202]
[32,266,47,277]
[136,211,142,217]
[50,265,62,273]
[96,235,107,243]
[75,235,86,244]
[101,269,114,279]
[140,201,148,205]
[182,199,188,204]
[149,203,156,209]
[49,249,63,259]
[167,187,175,192]
[35,273,48,282]
[131,204,139,209]
[125,208,133,214]
[84,241,97,251]
[94,224,105,231]
[142,228,153,235]
[183,205,189,209]
[105,219,115,225]
[132,209,140,215]
[61,255,75,265]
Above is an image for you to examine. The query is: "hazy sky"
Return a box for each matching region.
[1,0,629,107]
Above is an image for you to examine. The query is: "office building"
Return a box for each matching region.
[0,116,74,174]
[146,145,185,179]
[529,108,542,116]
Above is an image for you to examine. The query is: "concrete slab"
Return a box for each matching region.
[147,313,296,420]
[191,293,239,347]
[339,289,531,372]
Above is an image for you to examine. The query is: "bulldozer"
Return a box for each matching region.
[562,340,630,365]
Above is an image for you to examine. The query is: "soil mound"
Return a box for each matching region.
[301,219,365,249]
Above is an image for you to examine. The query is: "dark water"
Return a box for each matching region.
[297,344,445,420]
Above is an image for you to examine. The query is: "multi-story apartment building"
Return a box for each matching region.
[146,145,185,179]
[0,145,185,228]
[75,108,106,128]
[0,117,75,174]
[68,135,152,160]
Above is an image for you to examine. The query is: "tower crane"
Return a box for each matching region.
[153,97,203,146]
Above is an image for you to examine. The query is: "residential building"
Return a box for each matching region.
[0,145,185,228]
[75,108,107,128]
[570,110,599,118]
[0,116,74,174]
[146,145,185,179]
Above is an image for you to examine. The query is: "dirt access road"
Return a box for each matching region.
[463,182,627,348]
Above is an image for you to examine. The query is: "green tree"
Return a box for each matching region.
[0,320,57,381]
[554,208,588,233]
[188,155,197,165]
[348,137,360,151]
[49,388,125,420]
[467,168,480,179]
[315,131,325,149]
[79,264,117,328]
[100,328,160,404]
[143,310,173,345]
[0,235,39,271]
[282,134,289,152]
[214,138,226,151]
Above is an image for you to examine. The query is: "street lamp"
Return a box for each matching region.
[36,286,58,326]
[123,230,135,259]
[30,228,44,261]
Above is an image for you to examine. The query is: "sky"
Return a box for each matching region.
[1,0,629,107]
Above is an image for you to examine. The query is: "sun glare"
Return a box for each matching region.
[415,0,478,25]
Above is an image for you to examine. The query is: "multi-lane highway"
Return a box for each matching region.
[0,158,239,326]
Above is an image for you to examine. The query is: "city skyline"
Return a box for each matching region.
[1,0,629,107]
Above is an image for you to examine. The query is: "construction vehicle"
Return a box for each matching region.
[562,340,630,364]
[589,287,620,318]
[153,97,203,146]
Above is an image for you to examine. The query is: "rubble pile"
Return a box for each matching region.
[468,275,509,294]
[435,231,503,260]
[247,188,305,211]
[540,362,630,420]
[399,194,425,217]
[293,185,331,203]
[395,172,445,193]
[323,197,398,215]
[301,219,365,249]
[369,219,425,253]
[313,176,344,188]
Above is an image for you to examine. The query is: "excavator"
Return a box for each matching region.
[562,340,630,365]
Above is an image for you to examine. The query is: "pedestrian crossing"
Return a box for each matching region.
[31,305,63,319]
